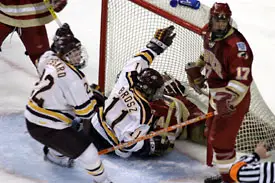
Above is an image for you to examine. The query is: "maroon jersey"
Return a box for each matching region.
[1,0,53,27]
[203,27,253,109]
[150,95,205,131]
[203,27,253,88]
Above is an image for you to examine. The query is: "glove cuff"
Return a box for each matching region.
[150,38,168,50]
[146,38,168,55]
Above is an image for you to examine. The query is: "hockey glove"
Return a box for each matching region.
[71,117,83,132]
[146,25,176,55]
[214,92,236,117]
[185,62,206,94]
[51,0,67,12]
[134,135,171,157]
[90,84,107,107]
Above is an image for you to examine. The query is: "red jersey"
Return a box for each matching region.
[0,0,53,27]
[202,27,253,109]
[203,27,253,88]
[150,95,205,139]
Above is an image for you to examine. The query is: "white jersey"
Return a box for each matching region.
[25,51,97,129]
[93,48,157,152]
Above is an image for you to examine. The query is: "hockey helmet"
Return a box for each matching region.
[136,68,164,101]
[209,2,232,39]
[51,23,88,69]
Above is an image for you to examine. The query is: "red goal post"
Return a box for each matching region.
[98,0,275,154]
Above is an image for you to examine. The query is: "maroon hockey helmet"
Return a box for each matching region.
[209,3,232,39]
[210,2,232,19]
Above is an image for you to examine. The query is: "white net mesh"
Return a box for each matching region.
[100,0,275,153]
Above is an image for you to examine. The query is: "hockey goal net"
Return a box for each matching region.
[99,0,275,154]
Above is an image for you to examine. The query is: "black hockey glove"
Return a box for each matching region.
[134,135,171,157]
[90,84,107,107]
[146,25,176,55]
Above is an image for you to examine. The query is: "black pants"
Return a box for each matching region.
[26,119,92,159]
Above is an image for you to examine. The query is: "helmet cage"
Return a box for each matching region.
[209,3,232,39]
[62,43,88,69]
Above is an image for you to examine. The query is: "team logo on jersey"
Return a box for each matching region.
[236,42,247,52]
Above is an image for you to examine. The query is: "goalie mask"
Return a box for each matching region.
[51,23,88,69]
[209,2,232,40]
[136,68,164,101]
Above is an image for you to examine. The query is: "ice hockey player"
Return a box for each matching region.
[150,73,207,147]
[24,23,112,183]
[88,25,176,158]
[185,2,254,183]
[229,142,274,183]
[0,0,67,65]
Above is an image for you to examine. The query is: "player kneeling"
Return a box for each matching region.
[24,23,112,183]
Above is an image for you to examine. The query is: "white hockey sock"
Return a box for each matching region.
[78,143,109,183]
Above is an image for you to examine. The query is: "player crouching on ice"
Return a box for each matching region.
[24,23,112,183]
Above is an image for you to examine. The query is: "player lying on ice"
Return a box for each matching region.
[43,25,207,167]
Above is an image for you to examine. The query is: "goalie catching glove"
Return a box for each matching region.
[146,25,176,55]
[185,61,206,94]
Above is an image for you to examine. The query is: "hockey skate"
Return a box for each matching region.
[43,146,74,168]
[204,175,223,183]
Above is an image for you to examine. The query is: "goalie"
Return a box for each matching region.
[150,73,207,147]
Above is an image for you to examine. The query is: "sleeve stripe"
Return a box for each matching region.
[134,50,154,65]
[270,163,274,183]
[74,99,96,117]
[262,163,268,183]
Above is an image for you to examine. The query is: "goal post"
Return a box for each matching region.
[99,0,275,154]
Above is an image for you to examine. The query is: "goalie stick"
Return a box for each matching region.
[43,0,62,27]
[98,111,217,155]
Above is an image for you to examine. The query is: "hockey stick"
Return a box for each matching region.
[43,0,62,27]
[98,111,217,155]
